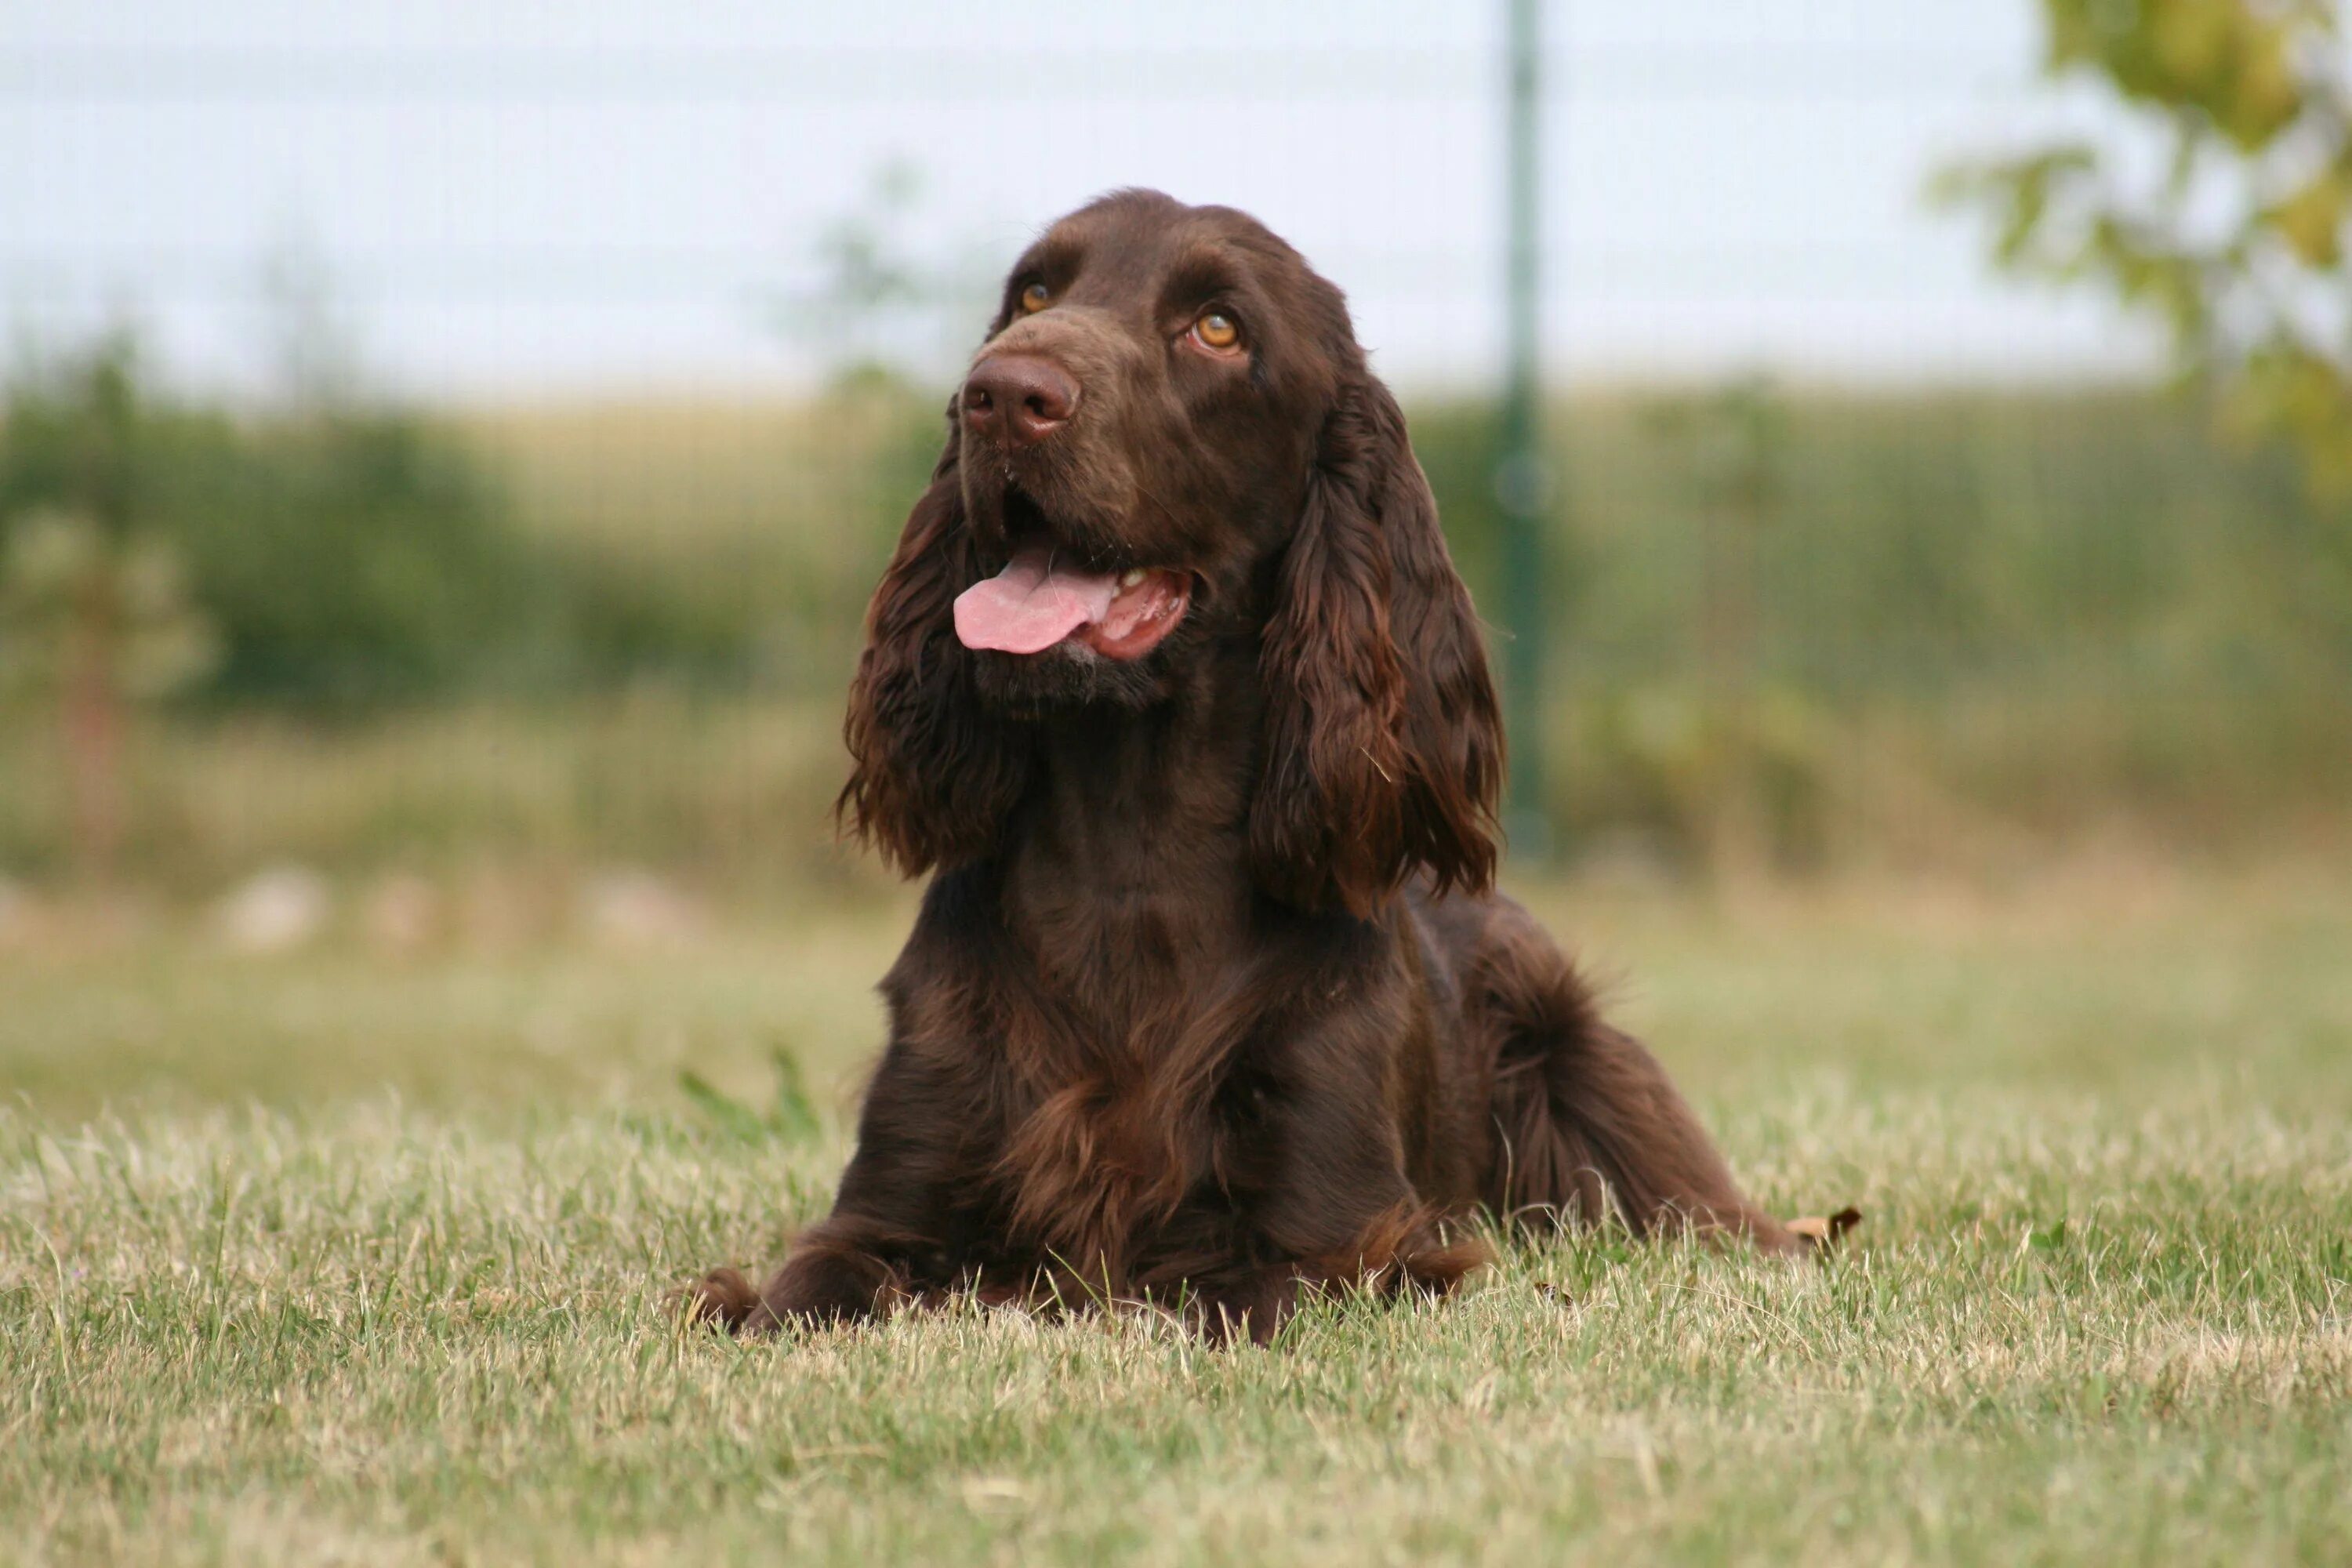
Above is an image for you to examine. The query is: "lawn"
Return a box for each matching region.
[4,868,2349,1565]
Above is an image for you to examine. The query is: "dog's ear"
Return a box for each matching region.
[1250,375,1504,916]
[837,437,1033,874]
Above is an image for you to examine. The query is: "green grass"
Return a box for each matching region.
[5,873,2350,1565]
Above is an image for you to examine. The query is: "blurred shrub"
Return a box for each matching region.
[0,332,548,708]
[0,506,220,877]
[464,383,945,695]
[176,412,546,703]
[6,335,2352,885]
[1525,385,2352,867]
[0,508,218,701]
[1314,381,2352,869]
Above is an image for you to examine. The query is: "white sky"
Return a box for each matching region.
[1,0,2166,397]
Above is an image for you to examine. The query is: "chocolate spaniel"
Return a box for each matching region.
[692,190,1845,1344]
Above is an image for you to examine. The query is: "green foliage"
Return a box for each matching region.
[7,342,2352,877]
[1534,384,2352,862]
[470,385,946,696]
[1940,0,2352,492]
[0,508,217,702]
[0,333,549,708]
[466,379,2352,866]
[0,378,2339,884]
[173,413,546,703]
[2045,0,2317,146]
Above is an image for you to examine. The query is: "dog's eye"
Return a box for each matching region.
[1019,282,1051,314]
[1191,311,1242,351]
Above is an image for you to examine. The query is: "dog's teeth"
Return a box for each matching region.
[1119,568,1148,589]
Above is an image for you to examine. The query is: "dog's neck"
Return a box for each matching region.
[998,647,1263,1012]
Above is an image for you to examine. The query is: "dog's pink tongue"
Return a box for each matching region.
[953,548,1120,654]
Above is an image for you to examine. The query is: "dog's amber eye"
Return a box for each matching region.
[1019,282,1051,314]
[1192,311,1241,350]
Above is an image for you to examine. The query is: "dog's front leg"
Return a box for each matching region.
[1192,1051,1489,1345]
[689,1037,970,1334]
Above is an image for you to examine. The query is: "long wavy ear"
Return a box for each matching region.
[1250,376,1504,916]
[837,440,1033,874]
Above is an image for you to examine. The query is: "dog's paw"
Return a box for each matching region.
[675,1265,764,1330]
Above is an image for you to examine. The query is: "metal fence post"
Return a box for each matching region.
[1499,0,1553,862]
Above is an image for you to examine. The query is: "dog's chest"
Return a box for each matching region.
[1016,880,1241,1042]
[982,901,1257,1262]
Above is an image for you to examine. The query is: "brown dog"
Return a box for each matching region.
[693,190,1842,1343]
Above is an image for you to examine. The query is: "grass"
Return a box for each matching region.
[4,869,2350,1565]
[0,696,863,894]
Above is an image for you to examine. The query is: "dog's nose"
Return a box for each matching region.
[961,355,1078,447]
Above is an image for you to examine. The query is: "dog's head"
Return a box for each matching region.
[840,189,1502,915]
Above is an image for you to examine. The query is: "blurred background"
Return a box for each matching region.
[2,1,2349,1114]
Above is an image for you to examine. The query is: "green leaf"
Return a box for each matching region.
[677,1047,822,1145]
[764,1046,822,1145]
[2265,167,2347,267]
[677,1071,771,1143]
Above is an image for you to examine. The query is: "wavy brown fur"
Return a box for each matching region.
[695,191,1815,1347]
